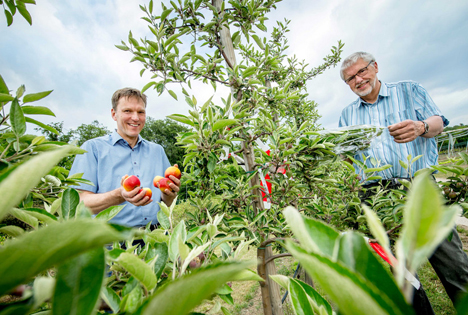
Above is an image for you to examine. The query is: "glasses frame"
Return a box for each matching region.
[344,60,375,85]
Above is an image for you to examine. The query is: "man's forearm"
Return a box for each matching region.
[78,189,125,214]
[421,115,444,138]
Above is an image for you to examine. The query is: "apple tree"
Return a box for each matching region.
[118,0,343,313]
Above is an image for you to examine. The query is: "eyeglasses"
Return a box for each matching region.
[344,60,375,85]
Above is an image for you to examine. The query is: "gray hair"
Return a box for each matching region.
[340,52,376,81]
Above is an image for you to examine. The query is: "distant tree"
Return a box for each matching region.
[140,117,189,167]
[73,120,110,146]
[36,122,73,143]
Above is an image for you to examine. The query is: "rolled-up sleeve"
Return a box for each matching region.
[413,83,450,127]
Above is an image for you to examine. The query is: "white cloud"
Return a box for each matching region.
[1,0,467,136]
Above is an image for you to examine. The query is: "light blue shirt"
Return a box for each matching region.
[69,131,171,227]
[338,81,449,180]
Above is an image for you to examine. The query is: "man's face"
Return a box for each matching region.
[111,96,146,143]
[343,59,379,97]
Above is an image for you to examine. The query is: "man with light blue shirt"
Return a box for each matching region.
[69,87,180,229]
[339,52,468,314]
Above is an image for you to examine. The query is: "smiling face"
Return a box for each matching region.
[343,58,380,100]
[111,96,146,147]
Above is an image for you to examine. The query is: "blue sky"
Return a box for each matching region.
[1,0,468,135]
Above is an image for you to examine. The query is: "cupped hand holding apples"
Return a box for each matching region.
[120,175,153,206]
[153,165,181,197]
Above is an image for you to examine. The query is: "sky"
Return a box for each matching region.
[1,0,468,136]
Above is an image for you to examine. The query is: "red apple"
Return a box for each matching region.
[122,175,140,191]
[165,165,181,180]
[153,175,164,188]
[189,257,201,269]
[139,187,152,198]
[158,178,174,193]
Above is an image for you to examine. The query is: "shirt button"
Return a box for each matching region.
[134,162,136,164]
[144,218,147,220]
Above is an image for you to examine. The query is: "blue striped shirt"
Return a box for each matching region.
[338,81,449,180]
[69,131,171,227]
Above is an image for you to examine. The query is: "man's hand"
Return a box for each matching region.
[388,119,424,143]
[120,175,152,206]
[161,164,181,206]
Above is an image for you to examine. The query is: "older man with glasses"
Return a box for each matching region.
[338,51,468,314]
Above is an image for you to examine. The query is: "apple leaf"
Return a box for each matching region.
[52,247,105,315]
[61,188,80,219]
[10,98,26,137]
[21,105,55,115]
[95,205,125,221]
[166,114,194,127]
[22,90,53,104]
[116,253,157,291]
[0,219,135,296]
[137,261,253,315]
[0,146,75,221]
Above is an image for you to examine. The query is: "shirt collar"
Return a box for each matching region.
[111,130,143,147]
[356,81,388,107]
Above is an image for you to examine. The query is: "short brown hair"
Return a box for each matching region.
[111,87,147,111]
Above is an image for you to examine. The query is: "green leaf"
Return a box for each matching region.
[242,66,258,78]
[25,117,60,135]
[251,35,264,49]
[101,287,121,314]
[52,247,105,315]
[115,44,129,51]
[168,89,178,100]
[286,241,414,315]
[0,225,24,237]
[10,98,26,137]
[169,220,186,261]
[396,172,461,274]
[283,206,339,256]
[117,253,157,291]
[141,81,156,93]
[22,90,53,103]
[4,9,13,26]
[61,188,80,219]
[160,8,173,22]
[364,165,393,173]
[363,205,390,255]
[146,242,168,279]
[9,208,38,229]
[16,1,32,25]
[0,146,75,221]
[336,232,409,312]
[157,210,170,230]
[0,93,14,102]
[167,114,194,127]
[288,278,316,315]
[95,205,125,221]
[137,262,253,315]
[0,75,9,94]
[0,219,135,296]
[212,119,238,132]
[398,160,408,170]
[21,105,55,116]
